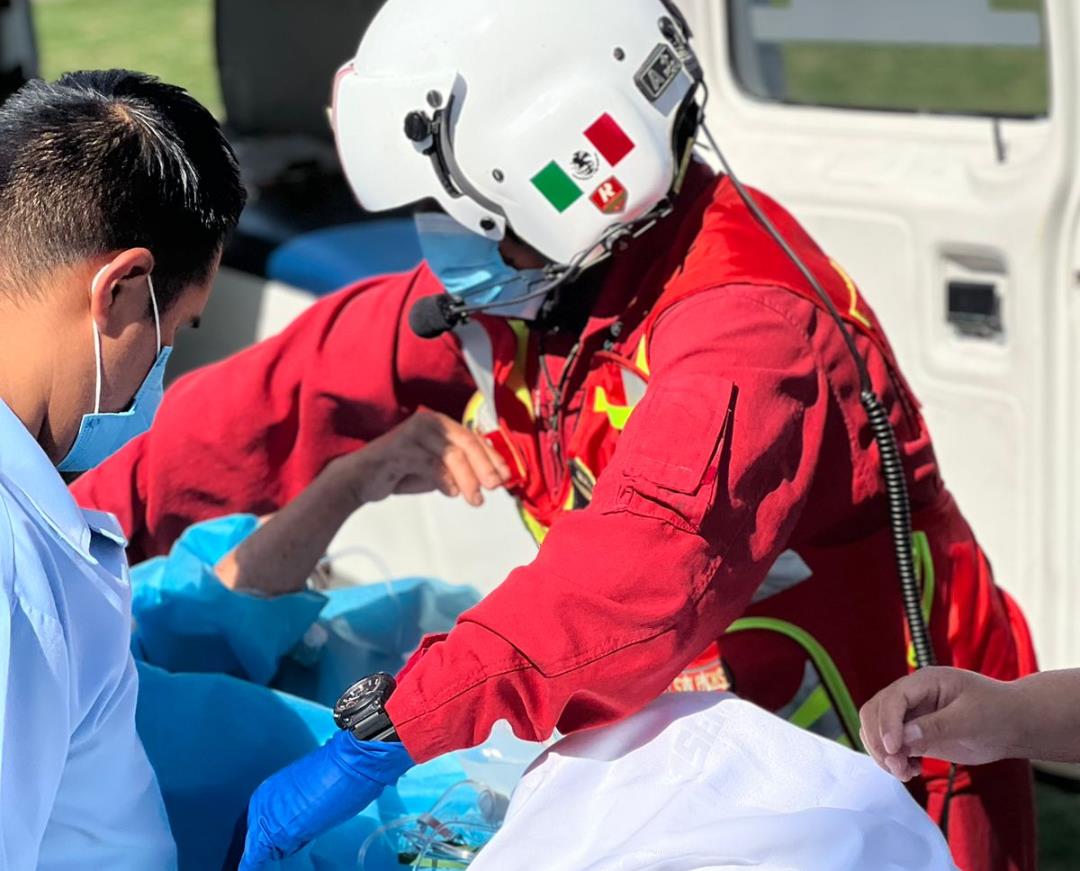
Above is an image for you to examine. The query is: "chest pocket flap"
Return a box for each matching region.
[609,372,736,530]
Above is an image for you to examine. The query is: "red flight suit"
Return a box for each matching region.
[73,164,1036,870]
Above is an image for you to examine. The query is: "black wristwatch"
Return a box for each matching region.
[334,673,400,742]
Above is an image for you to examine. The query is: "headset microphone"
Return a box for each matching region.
[409,294,468,339]
[408,269,579,339]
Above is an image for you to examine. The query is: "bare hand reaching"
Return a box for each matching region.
[338,410,512,507]
[859,666,1080,781]
[215,411,512,595]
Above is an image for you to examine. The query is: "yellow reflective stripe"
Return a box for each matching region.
[907,530,936,669]
[461,390,487,430]
[593,386,634,431]
[790,685,832,730]
[915,531,935,622]
[507,320,534,417]
[726,616,863,751]
[634,335,650,376]
[519,507,548,545]
[829,258,873,331]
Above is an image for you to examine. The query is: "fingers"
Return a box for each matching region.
[863,712,917,781]
[882,753,921,782]
[412,412,510,506]
[878,676,921,756]
[436,442,485,505]
[859,690,895,768]
[480,436,513,483]
[395,462,457,498]
[438,417,510,490]
[860,670,947,778]
[902,711,946,759]
[355,411,513,505]
[415,411,511,485]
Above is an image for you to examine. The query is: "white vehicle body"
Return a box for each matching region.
[680,0,1080,677]
[173,1,1079,678]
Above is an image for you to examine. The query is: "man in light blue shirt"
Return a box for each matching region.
[0,70,245,869]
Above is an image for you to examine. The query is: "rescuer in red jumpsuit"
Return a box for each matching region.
[74,2,1037,868]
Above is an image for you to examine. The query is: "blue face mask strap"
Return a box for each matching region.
[88,266,110,416]
[148,274,162,356]
[453,269,540,303]
[88,270,163,416]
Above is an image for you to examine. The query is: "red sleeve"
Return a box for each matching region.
[387,286,831,762]
[71,266,474,562]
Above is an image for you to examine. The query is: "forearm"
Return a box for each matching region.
[386,287,824,762]
[218,456,361,595]
[1009,670,1080,762]
[387,509,759,762]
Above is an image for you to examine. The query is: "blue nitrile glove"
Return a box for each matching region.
[239,731,415,869]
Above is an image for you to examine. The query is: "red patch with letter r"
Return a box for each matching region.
[590,176,628,214]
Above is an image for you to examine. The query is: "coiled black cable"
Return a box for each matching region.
[860,390,936,667]
[697,119,937,672]
[674,20,950,828]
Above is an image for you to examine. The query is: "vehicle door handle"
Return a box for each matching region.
[947,280,1003,339]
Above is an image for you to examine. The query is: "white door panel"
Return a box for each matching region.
[681,0,1080,669]
[168,4,1080,669]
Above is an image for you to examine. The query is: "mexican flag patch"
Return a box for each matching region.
[531,113,636,214]
[584,114,635,166]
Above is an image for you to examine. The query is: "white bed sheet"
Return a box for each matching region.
[471,692,956,871]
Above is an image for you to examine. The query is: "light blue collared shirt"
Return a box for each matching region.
[0,399,176,870]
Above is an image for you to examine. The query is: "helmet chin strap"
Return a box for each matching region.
[408,201,680,338]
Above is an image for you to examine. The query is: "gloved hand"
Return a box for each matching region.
[238,731,415,869]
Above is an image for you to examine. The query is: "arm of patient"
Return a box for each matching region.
[215,410,510,596]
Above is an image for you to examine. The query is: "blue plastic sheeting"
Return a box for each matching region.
[130,514,478,700]
[266,220,423,296]
[131,515,325,685]
[136,665,472,871]
[130,514,521,871]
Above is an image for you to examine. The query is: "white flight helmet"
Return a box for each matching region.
[332,0,701,268]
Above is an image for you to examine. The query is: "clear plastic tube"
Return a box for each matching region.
[320,545,406,654]
[357,780,508,869]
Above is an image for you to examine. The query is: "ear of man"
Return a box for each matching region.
[89,248,156,340]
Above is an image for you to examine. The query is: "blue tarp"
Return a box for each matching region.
[266,220,422,296]
[130,515,527,871]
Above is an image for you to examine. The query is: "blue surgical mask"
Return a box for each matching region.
[57,273,172,473]
[415,212,549,320]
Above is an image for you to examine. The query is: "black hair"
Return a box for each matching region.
[0,69,246,311]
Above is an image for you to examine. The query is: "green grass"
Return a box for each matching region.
[31,0,221,117]
[25,0,1080,865]
[753,0,1049,115]
[766,0,1042,10]
[1036,777,1080,871]
[779,44,1048,117]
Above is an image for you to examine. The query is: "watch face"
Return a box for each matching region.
[334,673,397,730]
[337,675,381,712]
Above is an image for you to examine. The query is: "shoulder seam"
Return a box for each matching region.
[649,282,865,487]
[0,476,18,604]
[650,283,818,353]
